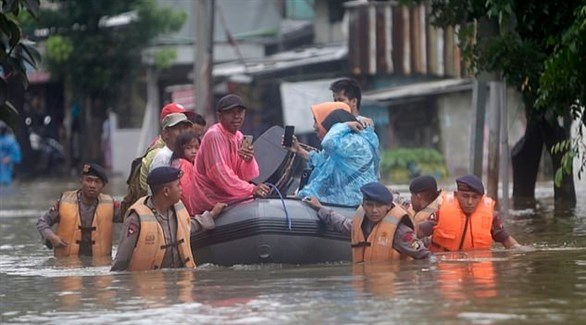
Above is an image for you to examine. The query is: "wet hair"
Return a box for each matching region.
[188,113,206,127]
[170,131,199,163]
[329,78,362,110]
[321,109,358,132]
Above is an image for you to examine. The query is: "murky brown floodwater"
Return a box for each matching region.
[1,178,585,324]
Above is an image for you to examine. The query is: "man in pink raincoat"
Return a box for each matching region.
[190,94,270,214]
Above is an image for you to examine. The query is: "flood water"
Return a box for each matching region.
[1,179,585,324]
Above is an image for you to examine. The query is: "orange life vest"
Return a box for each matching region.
[431,192,494,252]
[351,205,413,263]
[410,191,444,237]
[126,197,196,271]
[55,191,114,257]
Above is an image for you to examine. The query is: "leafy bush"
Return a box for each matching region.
[380,148,449,184]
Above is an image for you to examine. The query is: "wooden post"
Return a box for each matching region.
[469,79,487,177]
[499,81,509,216]
[487,81,501,201]
[195,0,215,121]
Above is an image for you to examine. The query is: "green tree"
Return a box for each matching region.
[32,0,186,166]
[421,0,584,206]
[0,0,40,127]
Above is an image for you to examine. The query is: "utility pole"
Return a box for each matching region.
[469,79,487,177]
[499,81,509,216]
[487,81,501,201]
[194,0,215,121]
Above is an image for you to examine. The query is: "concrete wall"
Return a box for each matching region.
[109,112,141,179]
[437,87,526,177]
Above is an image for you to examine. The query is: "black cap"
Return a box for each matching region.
[82,163,108,183]
[409,175,438,193]
[216,94,247,112]
[147,167,183,186]
[456,174,484,194]
[360,182,393,204]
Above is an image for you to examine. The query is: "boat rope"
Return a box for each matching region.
[265,182,291,230]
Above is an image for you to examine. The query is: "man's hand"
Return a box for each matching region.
[302,196,323,211]
[210,203,228,218]
[358,116,374,128]
[282,134,300,153]
[238,144,254,162]
[346,121,364,132]
[253,183,271,198]
[48,233,68,248]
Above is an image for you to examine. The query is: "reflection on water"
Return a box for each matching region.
[1,179,585,323]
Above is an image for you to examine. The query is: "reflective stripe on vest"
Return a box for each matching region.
[350,205,411,263]
[431,192,494,252]
[56,191,114,257]
[127,197,196,271]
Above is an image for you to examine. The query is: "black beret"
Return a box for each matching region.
[82,163,108,183]
[147,167,183,186]
[360,182,393,204]
[409,175,438,193]
[456,174,484,194]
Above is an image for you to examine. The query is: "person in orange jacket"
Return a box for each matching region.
[418,175,523,252]
[303,182,430,262]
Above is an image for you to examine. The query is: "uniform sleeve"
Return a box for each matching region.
[190,211,216,234]
[111,213,140,271]
[393,222,431,259]
[36,201,60,245]
[490,213,511,243]
[317,208,352,235]
[417,209,438,238]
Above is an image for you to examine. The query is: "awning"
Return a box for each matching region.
[363,78,473,102]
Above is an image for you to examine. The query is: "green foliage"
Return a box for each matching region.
[380,148,449,183]
[552,106,585,186]
[34,0,187,103]
[44,35,72,64]
[421,0,585,191]
[152,48,177,71]
[0,0,40,125]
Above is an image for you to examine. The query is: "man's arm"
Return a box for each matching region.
[111,213,140,271]
[392,222,431,259]
[316,208,352,235]
[36,202,67,248]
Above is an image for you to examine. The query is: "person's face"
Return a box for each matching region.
[218,107,246,133]
[455,190,482,215]
[362,200,392,223]
[164,179,183,204]
[313,117,325,139]
[80,175,104,199]
[410,192,426,212]
[164,123,191,146]
[183,138,199,163]
[333,90,357,114]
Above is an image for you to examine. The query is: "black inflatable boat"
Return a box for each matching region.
[190,126,356,266]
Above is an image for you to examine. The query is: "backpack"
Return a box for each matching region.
[120,156,147,218]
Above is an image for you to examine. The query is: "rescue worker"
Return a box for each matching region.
[419,174,523,252]
[111,166,226,272]
[36,163,122,258]
[303,182,430,262]
[408,175,444,237]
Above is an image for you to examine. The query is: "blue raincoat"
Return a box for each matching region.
[0,133,22,186]
[298,123,379,206]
